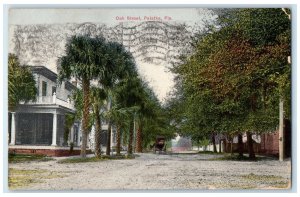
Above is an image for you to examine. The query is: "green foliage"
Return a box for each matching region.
[57,155,135,163]
[58,36,110,82]
[71,88,84,119]
[199,138,210,147]
[63,113,76,144]
[8,154,53,163]
[8,53,37,111]
[57,157,104,163]
[58,35,136,157]
[167,8,291,143]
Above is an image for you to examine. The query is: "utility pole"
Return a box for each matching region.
[279,99,285,161]
[279,8,290,161]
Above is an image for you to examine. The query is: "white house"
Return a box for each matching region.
[8,66,82,156]
[8,66,118,156]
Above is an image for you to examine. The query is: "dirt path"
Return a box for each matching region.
[8,153,291,191]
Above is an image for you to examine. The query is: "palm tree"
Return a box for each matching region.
[90,86,107,157]
[104,106,136,155]
[113,76,143,155]
[135,100,155,152]
[135,86,161,153]
[59,35,112,158]
[102,42,138,155]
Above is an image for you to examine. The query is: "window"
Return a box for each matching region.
[52,86,56,95]
[42,81,47,96]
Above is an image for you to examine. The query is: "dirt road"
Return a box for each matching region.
[8,153,291,191]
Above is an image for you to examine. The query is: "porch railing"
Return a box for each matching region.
[25,93,75,110]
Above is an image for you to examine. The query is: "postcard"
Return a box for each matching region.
[6,7,292,192]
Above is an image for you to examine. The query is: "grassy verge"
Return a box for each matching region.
[241,173,284,181]
[9,154,54,163]
[240,173,290,189]
[211,173,289,189]
[210,154,275,161]
[198,151,224,155]
[57,154,135,164]
[214,154,257,161]
[8,168,67,190]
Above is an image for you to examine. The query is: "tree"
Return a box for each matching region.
[135,84,161,153]
[90,87,107,157]
[215,8,291,159]
[103,42,137,156]
[64,113,76,146]
[113,76,143,155]
[104,106,135,155]
[167,8,290,160]
[58,35,113,158]
[8,53,37,112]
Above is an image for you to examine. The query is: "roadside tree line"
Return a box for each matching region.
[58,35,173,158]
[166,8,291,160]
[8,35,173,158]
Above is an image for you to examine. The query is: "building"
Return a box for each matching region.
[8,65,118,156]
[8,66,82,156]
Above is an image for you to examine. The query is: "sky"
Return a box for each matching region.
[8,8,215,102]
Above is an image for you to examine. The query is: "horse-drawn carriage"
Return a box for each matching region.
[152,136,166,154]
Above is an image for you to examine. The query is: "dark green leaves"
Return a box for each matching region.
[8,53,37,111]
[167,8,291,139]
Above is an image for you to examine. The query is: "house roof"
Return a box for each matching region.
[29,66,76,90]
[30,66,57,82]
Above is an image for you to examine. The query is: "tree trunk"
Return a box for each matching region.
[94,104,102,158]
[81,78,90,158]
[229,137,233,155]
[122,129,127,148]
[219,139,222,153]
[106,121,112,156]
[223,139,227,153]
[106,98,112,156]
[127,119,134,155]
[238,133,244,158]
[116,125,121,155]
[135,121,143,153]
[247,132,256,160]
[212,132,217,153]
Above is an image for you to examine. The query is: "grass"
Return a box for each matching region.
[272,181,291,189]
[211,173,290,189]
[9,153,54,163]
[215,154,257,161]
[240,173,290,189]
[215,183,256,190]
[198,151,224,155]
[8,168,67,190]
[210,154,273,161]
[57,154,135,164]
[241,173,283,181]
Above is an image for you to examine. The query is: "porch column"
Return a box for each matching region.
[77,123,81,146]
[51,112,57,146]
[70,126,74,144]
[10,112,16,145]
[111,127,114,148]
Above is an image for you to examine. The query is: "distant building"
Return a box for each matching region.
[171,135,192,152]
